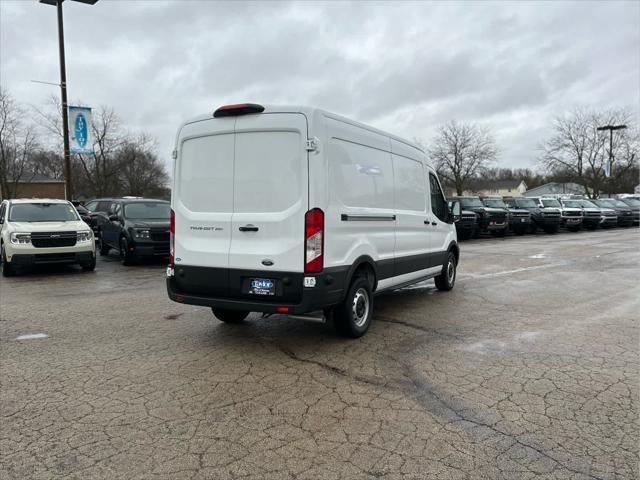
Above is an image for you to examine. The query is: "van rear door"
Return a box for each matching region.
[174,119,235,269]
[229,113,308,272]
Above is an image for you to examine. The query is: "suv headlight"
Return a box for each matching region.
[77,231,92,243]
[10,232,31,245]
[134,229,150,239]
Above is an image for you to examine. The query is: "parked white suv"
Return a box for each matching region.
[0,199,96,277]
[167,103,461,337]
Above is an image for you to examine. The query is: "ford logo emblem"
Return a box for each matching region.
[261,259,274,266]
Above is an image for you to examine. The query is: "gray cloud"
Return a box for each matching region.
[1,0,638,172]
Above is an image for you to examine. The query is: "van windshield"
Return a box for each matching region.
[9,203,79,222]
[124,202,170,219]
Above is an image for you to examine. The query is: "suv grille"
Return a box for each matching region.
[513,212,529,217]
[150,229,170,242]
[488,212,506,221]
[585,211,600,217]
[563,211,581,217]
[543,211,560,218]
[31,232,77,248]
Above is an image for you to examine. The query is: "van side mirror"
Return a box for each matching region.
[448,201,461,223]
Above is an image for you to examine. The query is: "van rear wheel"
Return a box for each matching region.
[333,275,373,338]
[212,309,249,324]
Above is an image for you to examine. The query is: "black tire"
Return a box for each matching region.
[98,231,110,256]
[333,275,373,338]
[1,245,16,277]
[81,255,96,272]
[585,224,598,231]
[119,237,135,266]
[567,225,580,232]
[491,229,507,237]
[529,224,538,234]
[513,227,526,236]
[212,308,249,323]
[543,226,558,234]
[434,251,456,291]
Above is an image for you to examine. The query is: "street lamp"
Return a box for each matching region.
[39,0,99,201]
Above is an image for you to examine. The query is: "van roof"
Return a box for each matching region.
[182,104,425,154]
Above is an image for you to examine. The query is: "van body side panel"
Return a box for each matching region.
[229,113,308,272]
[324,116,395,279]
[174,118,235,269]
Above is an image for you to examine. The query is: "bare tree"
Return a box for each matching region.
[0,89,38,200]
[541,108,638,198]
[117,133,169,197]
[428,121,497,195]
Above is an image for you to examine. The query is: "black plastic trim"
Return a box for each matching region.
[341,214,396,221]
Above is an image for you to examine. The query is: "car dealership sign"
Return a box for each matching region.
[69,106,93,154]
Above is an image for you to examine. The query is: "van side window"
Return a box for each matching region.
[429,173,448,222]
[393,156,425,211]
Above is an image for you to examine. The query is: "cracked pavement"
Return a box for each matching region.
[1,229,638,479]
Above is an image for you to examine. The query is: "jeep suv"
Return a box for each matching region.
[593,199,634,227]
[559,198,601,230]
[450,196,508,237]
[481,196,531,235]
[96,198,170,265]
[448,201,478,240]
[503,197,561,233]
[538,197,583,232]
[0,199,96,276]
[619,198,640,226]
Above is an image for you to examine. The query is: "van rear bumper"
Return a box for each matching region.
[166,266,347,315]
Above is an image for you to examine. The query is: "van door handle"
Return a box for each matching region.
[424,220,437,226]
[239,225,259,232]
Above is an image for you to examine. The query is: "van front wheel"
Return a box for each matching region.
[434,252,456,291]
[212,308,249,324]
[333,275,373,338]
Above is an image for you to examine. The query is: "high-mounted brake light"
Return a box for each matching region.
[213,103,265,118]
[169,208,175,266]
[305,208,324,273]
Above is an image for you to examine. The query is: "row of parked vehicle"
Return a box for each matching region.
[449,195,640,240]
[0,196,170,276]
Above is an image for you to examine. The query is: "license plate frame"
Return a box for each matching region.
[249,278,275,296]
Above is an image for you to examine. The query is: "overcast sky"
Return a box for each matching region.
[1,1,639,172]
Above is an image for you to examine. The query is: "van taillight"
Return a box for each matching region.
[305,208,324,273]
[169,208,175,266]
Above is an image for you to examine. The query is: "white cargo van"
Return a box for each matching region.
[167,104,461,337]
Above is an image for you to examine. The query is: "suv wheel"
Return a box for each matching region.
[119,237,135,266]
[212,309,249,323]
[435,251,457,291]
[81,256,96,272]
[333,274,373,338]
[98,231,110,256]
[1,245,16,277]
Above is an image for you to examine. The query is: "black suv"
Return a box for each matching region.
[96,199,170,265]
[480,196,531,235]
[83,197,121,233]
[503,196,561,233]
[448,201,478,240]
[619,198,640,226]
[450,196,508,237]
[593,199,634,227]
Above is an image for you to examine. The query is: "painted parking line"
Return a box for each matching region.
[15,333,48,341]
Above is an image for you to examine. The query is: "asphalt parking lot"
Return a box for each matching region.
[1,229,638,480]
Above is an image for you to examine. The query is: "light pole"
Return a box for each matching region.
[39,0,98,200]
[597,124,627,197]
